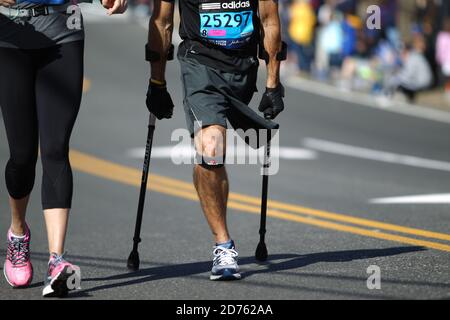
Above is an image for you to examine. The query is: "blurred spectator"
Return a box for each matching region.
[280,0,291,45]
[436,18,450,99]
[339,31,382,92]
[386,42,433,102]
[283,0,450,106]
[130,0,152,19]
[310,0,323,13]
[315,2,344,78]
[415,0,440,87]
[341,8,362,57]
[289,0,317,73]
[335,0,356,14]
[380,0,398,29]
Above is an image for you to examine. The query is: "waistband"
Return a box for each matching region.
[0,3,73,18]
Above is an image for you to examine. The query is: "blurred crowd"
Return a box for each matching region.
[126,0,450,103]
[282,0,450,103]
[128,0,153,19]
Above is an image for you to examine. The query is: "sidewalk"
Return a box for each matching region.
[280,56,450,115]
[416,89,450,112]
[284,73,450,124]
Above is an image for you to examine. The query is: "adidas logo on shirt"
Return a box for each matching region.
[222,1,251,9]
[201,1,251,10]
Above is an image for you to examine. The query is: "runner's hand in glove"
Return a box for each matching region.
[146,79,174,120]
[258,84,285,120]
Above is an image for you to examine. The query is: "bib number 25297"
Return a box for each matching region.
[199,7,254,49]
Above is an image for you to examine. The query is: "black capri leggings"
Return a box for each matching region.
[0,41,84,210]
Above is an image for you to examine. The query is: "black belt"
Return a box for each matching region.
[0,4,70,18]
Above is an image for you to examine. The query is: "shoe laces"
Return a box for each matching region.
[213,247,238,266]
[7,238,30,267]
[48,252,68,273]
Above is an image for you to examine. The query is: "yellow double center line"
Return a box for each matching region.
[69,150,450,252]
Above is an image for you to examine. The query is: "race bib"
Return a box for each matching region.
[199,1,254,49]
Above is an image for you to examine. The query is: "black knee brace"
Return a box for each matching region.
[197,154,225,170]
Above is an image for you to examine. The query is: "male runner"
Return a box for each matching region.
[146,0,285,280]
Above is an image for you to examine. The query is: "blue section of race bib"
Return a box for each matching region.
[199,7,254,49]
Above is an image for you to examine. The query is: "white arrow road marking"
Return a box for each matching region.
[126,145,317,161]
[370,194,450,204]
[303,138,450,173]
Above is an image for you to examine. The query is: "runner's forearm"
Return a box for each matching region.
[148,0,175,82]
[259,0,281,88]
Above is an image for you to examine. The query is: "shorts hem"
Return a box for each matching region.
[42,203,72,210]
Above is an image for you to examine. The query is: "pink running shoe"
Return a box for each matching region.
[43,253,81,298]
[4,226,33,288]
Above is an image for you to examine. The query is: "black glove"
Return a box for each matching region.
[146,80,174,120]
[258,84,285,120]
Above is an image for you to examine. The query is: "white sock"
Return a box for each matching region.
[11,230,26,239]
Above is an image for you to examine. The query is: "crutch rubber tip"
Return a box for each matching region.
[255,242,268,262]
[127,250,140,271]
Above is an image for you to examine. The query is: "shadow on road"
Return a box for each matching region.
[3,246,446,299]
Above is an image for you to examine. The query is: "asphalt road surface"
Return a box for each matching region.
[0,14,449,300]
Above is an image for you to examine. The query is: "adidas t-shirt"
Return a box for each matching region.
[175,0,260,72]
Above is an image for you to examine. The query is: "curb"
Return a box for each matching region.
[285,76,450,125]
